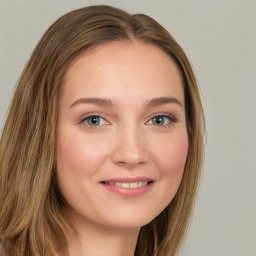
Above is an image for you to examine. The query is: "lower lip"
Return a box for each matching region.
[100,182,154,197]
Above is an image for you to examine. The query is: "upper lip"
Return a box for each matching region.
[100,176,154,183]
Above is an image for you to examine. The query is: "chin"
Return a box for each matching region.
[96,209,161,230]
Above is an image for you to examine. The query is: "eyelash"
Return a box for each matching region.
[79,112,177,128]
[146,113,178,126]
[79,113,109,128]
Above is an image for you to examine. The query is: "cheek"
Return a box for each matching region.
[56,131,111,210]
[57,132,107,178]
[56,134,89,201]
[165,137,188,171]
[155,133,188,189]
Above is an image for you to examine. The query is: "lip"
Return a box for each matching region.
[99,176,155,197]
[102,176,153,183]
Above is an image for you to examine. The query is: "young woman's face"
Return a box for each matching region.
[57,41,188,229]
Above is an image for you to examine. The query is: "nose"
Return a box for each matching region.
[111,125,149,167]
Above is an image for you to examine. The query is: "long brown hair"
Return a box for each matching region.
[0,5,204,256]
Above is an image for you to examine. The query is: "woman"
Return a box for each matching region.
[0,5,204,256]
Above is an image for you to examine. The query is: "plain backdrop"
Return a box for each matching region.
[0,0,256,255]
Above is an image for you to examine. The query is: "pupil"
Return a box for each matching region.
[90,116,99,125]
[154,116,164,125]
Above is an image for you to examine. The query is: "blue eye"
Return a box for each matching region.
[83,115,107,126]
[147,115,177,126]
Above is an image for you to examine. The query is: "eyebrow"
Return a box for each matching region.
[69,96,183,109]
[69,98,114,109]
[147,97,183,108]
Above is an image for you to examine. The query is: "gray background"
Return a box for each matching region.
[0,0,255,255]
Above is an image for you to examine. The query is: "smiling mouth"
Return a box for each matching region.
[100,181,154,189]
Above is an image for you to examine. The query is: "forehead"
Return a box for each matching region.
[61,41,184,105]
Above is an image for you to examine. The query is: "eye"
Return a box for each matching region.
[147,114,177,126]
[82,115,108,126]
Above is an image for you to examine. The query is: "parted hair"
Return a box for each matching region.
[0,5,204,256]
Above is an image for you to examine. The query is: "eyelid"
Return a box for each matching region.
[78,112,177,126]
[146,112,178,125]
[78,112,110,125]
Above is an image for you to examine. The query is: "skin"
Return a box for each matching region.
[56,41,188,256]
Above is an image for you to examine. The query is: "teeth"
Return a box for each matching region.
[115,182,122,187]
[122,183,130,188]
[105,181,149,188]
[130,182,139,188]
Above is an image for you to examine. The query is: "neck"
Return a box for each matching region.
[66,215,140,256]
